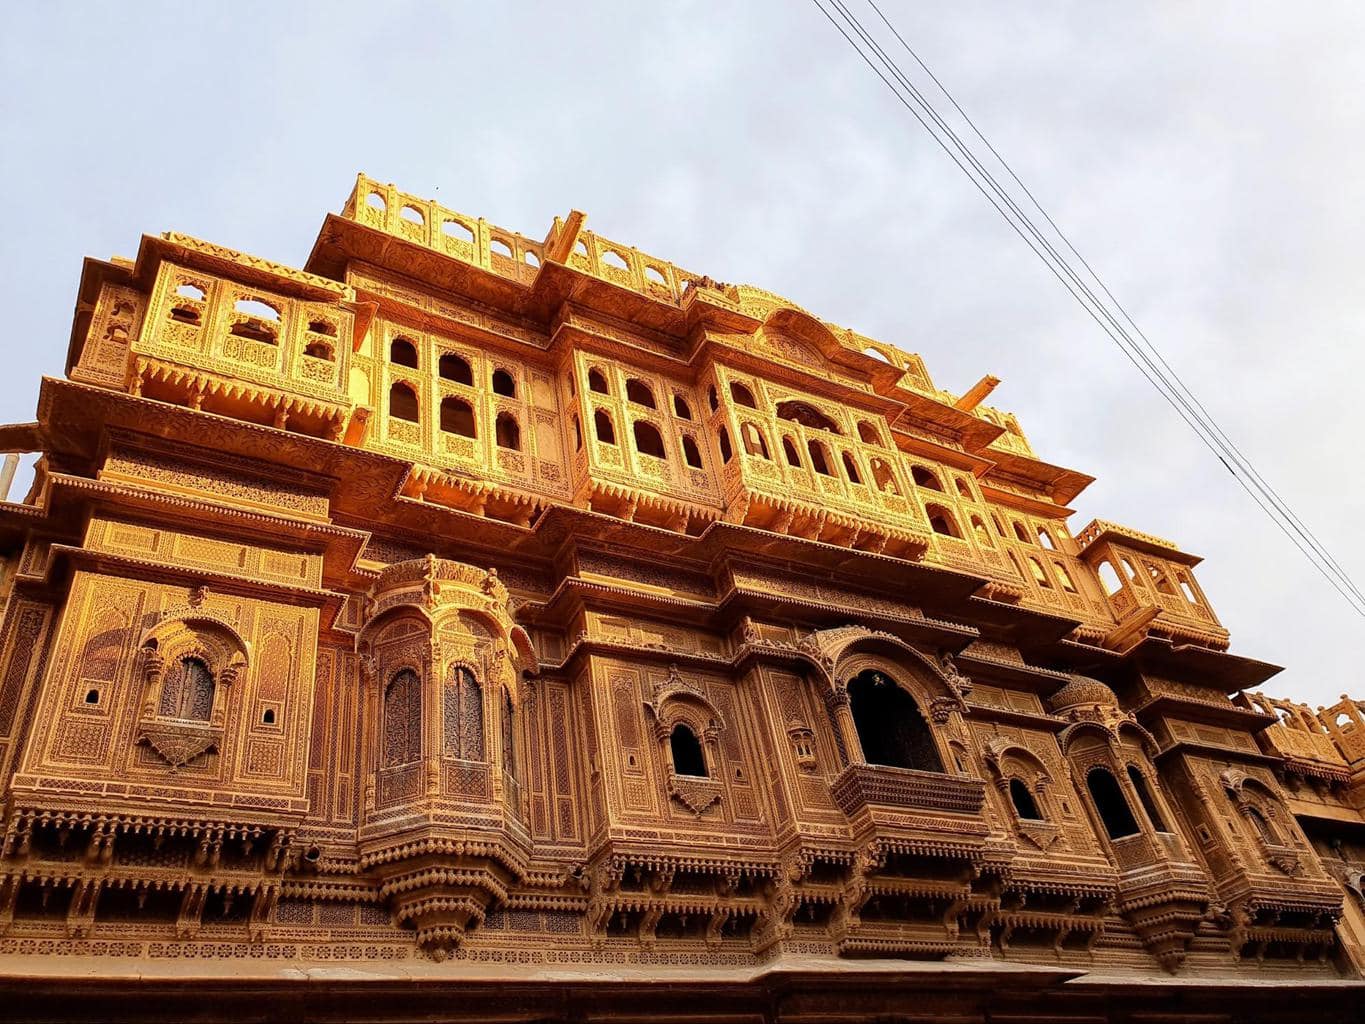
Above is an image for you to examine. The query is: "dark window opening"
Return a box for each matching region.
[673,395,692,420]
[633,420,666,458]
[85,688,100,705]
[492,369,516,397]
[926,504,960,538]
[847,670,943,772]
[911,466,943,491]
[840,452,861,484]
[627,379,656,408]
[303,340,334,360]
[390,338,419,369]
[719,426,733,463]
[439,353,473,385]
[1087,767,1140,839]
[730,382,756,408]
[1128,765,1168,831]
[588,368,609,394]
[389,382,419,423]
[440,397,475,437]
[1010,778,1043,821]
[682,435,703,468]
[782,437,802,468]
[262,708,276,725]
[858,420,880,445]
[808,440,832,476]
[707,385,718,412]
[670,724,707,777]
[594,409,616,445]
[495,412,521,450]
[573,415,583,451]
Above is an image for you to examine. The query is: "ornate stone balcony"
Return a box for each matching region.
[830,764,986,817]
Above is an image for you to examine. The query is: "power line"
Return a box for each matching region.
[860,0,1365,609]
[807,0,1365,618]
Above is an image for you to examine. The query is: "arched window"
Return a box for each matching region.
[492,369,516,397]
[871,458,898,494]
[1010,777,1043,821]
[303,340,334,360]
[495,412,521,450]
[911,466,943,491]
[730,382,756,408]
[1147,563,1175,595]
[847,670,943,772]
[389,382,419,423]
[1121,558,1139,580]
[670,723,708,777]
[926,504,960,538]
[1013,522,1031,543]
[1128,765,1167,832]
[682,435,703,468]
[572,415,583,451]
[955,477,973,499]
[443,666,484,760]
[1037,527,1055,550]
[840,452,861,484]
[1097,560,1123,595]
[159,656,215,721]
[673,394,693,420]
[776,400,840,434]
[1246,806,1276,845]
[390,338,419,369]
[439,353,473,385]
[588,368,609,394]
[1055,562,1078,593]
[971,516,992,546]
[439,397,475,437]
[707,385,718,412]
[857,420,881,445]
[782,436,802,468]
[719,426,733,463]
[1087,766,1140,839]
[741,422,769,459]
[633,420,666,458]
[626,379,656,408]
[594,409,616,445]
[1027,557,1051,588]
[382,669,422,767]
[808,439,832,476]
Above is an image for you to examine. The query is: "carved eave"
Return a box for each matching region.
[42,475,369,591]
[965,593,1084,647]
[1129,637,1282,694]
[1075,519,1203,566]
[35,378,411,518]
[953,646,1072,694]
[888,388,1005,453]
[131,232,350,306]
[45,545,344,621]
[891,430,998,479]
[1132,694,1277,732]
[977,447,1095,507]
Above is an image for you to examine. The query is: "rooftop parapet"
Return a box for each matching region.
[1240,691,1365,780]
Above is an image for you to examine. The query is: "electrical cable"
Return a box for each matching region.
[807,0,1365,617]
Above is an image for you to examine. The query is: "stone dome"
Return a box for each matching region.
[1048,675,1119,714]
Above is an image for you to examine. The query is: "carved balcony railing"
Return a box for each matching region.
[830,764,986,817]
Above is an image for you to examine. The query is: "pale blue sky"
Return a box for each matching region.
[2,2,1361,707]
